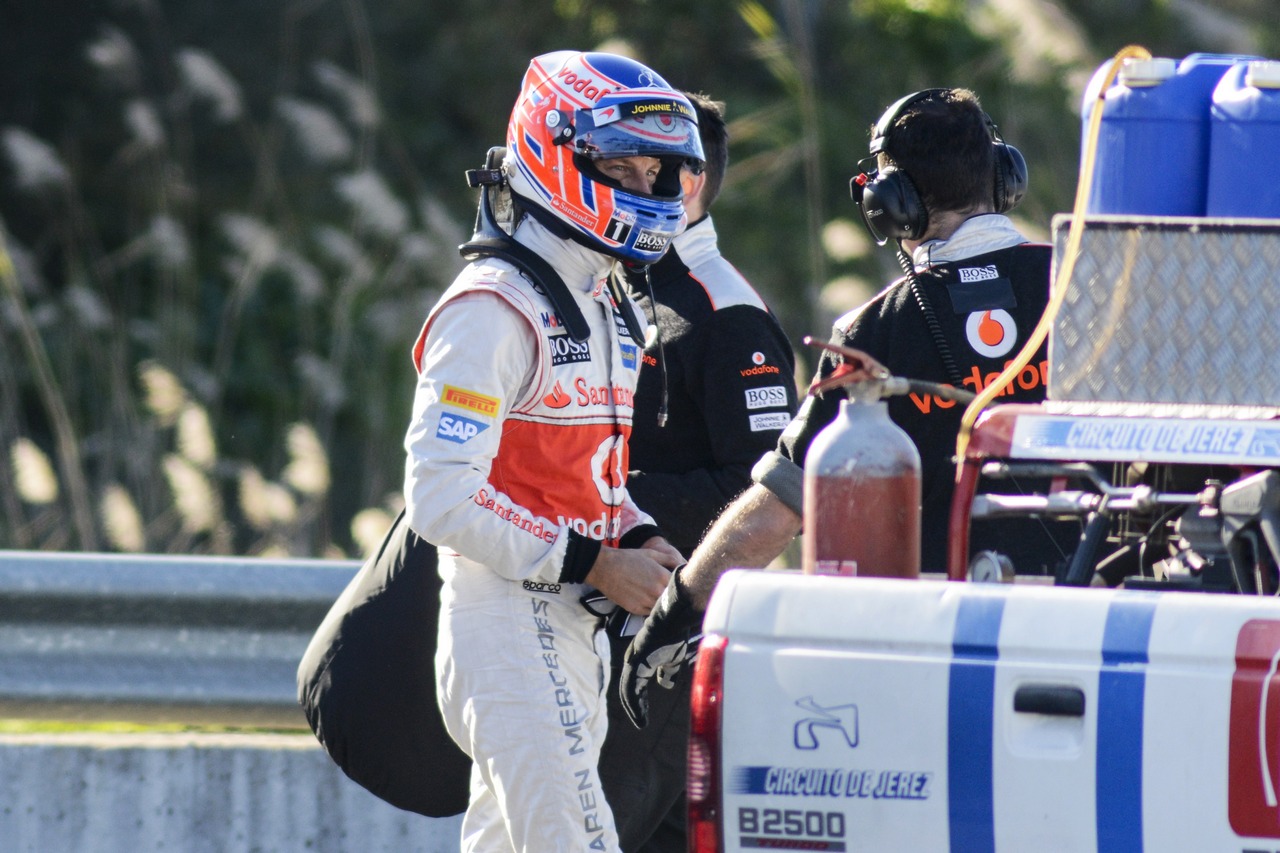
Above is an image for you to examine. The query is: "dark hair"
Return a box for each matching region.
[877,88,995,216]
[684,91,729,207]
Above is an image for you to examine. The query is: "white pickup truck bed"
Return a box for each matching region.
[697,569,1280,852]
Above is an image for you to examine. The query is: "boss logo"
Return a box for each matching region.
[633,230,669,252]
[548,333,592,366]
[959,264,999,283]
[745,386,789,410]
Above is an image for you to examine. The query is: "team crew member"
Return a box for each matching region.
[599,92,798,852]
[620,87,1076,727]
[404,51,700,852]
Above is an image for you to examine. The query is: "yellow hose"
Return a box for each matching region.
[953,44,1153,470]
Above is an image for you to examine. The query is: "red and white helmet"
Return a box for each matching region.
[505,50,704,265]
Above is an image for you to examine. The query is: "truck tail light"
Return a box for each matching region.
[688,632,727,853]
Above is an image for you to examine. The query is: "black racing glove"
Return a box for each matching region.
[619,566,703,729]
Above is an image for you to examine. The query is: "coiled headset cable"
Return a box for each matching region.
[896,242,965,388]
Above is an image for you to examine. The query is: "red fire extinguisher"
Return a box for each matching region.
[801,341,922,579]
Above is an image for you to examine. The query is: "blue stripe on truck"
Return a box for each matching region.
[1097,598,1156,853]
[948,594,1006,853]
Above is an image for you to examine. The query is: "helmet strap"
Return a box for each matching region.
[460,149,591,342]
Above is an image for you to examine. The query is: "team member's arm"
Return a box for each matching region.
[678,481,801,607]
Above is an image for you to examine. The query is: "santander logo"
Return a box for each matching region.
[543,380,572,409]
[965,309,1016,358]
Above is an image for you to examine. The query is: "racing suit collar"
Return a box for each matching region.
[670,215,718,268]
[911,213,1027,270]
[512,216,616,292]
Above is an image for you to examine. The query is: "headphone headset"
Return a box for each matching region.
[850,88,1028,245]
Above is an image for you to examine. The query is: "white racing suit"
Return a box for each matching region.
[404,218,654,852]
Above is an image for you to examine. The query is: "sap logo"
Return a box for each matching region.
[436,413,488,444]
[793,696,858,750]
[745,386,789,410]
[548,333,591,366]
[959,264,1000,283]
[633,230,669,252]
[522,580,562,594]
[620,343,637,370]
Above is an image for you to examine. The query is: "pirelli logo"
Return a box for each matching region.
[442,385,499,418]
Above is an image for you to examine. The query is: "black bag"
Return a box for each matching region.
[297,510,471,817]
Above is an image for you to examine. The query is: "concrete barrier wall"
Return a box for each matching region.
[0,732,462,853]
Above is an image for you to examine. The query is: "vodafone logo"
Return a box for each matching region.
[542,381,572,409]
[1230,619,1280,838]
[752,352,766,365]
[590,434,626,506]
[555,67,605,102]
[965,309,1016,358]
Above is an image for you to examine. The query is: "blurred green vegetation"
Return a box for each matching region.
[0,0,1270,558]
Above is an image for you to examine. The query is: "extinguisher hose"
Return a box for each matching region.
[885,377,976,405]
[953,43,1153,470]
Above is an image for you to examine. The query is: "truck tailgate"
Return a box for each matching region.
[704,569,1280,852]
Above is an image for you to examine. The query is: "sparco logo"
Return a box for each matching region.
[633,230,669,252]
[523,580,562,594]
[959,264,999,283]
[548,333,592,366]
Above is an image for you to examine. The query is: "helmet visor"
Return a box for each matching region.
[572,94,704,165]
